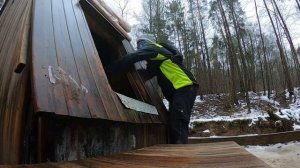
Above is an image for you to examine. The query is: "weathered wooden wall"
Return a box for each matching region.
[0,0,32,164]
[32,0,125,120]
[36,115,166,162]
[32,0,167,124]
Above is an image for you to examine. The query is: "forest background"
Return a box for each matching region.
[105,0,300,112]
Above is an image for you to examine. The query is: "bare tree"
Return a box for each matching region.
[226,0,250,112]
[196,0,212,94]
[254,0,271,98]
[296,0,300,11]
[217,0,238,105]
[114,0,129,19]
[263,0,294,96]
[271,0,300,86]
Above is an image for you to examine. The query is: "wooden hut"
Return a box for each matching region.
[0,0,168,164]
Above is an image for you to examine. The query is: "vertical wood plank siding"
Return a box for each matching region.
[32,0,166,123]
[33,0,112,121]
[1,0,167,164]
[0,0,32,164]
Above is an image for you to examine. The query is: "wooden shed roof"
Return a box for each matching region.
[32,0,167,123]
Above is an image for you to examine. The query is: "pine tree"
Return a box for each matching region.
[139,0,168,41]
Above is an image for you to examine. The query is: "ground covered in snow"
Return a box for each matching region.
[245,141,300,168]
[188,88,300,136]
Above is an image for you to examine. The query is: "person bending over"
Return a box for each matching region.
[106,35,198,144]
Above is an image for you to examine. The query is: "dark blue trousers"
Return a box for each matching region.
[168,85,198,144]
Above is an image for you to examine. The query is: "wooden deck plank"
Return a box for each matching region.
[189,130,300,145]
[0,142,270,168]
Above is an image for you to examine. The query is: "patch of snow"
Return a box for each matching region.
[285,90,290,99]
[293,123,300,130]
[259,95,280,106]
[190,115,268,126]
[275,111,291,120]
[272,91,300,130]
[194,96,205,103]
[248,117,259,127]
[190,109,269,124]
[208,134,259,138]
[203,129,210,133]
[245,141,300,168]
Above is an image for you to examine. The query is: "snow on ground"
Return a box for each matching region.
[188,88,300,130]
[189,93,271,129]
[275,95,300,130]
[245,141,300,168]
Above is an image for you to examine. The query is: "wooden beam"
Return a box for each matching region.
[189,130,300,145]
[14,0,32,73]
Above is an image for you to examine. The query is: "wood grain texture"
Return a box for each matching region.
[32,0,168,123]
[32,0,68,115]
[32,0,165,123]
[0,0,32,164]
[0,142,270,167]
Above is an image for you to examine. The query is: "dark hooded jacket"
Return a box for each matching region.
[106,42,198,101]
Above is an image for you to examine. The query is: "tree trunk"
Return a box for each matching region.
[296,0,300,11]
[195,0,207,88]
[229,1,250,112]
[248,34,257,92]
[217,0,238,105]
[196,0,212,94]
[255,0,271,98]
[272,0,300,86]
[263,0,293,96]
[149,0,153,32]
[188,0,203,97]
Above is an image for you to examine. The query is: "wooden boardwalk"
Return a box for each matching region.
[1,141,270,168]
[189,130,300,146]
